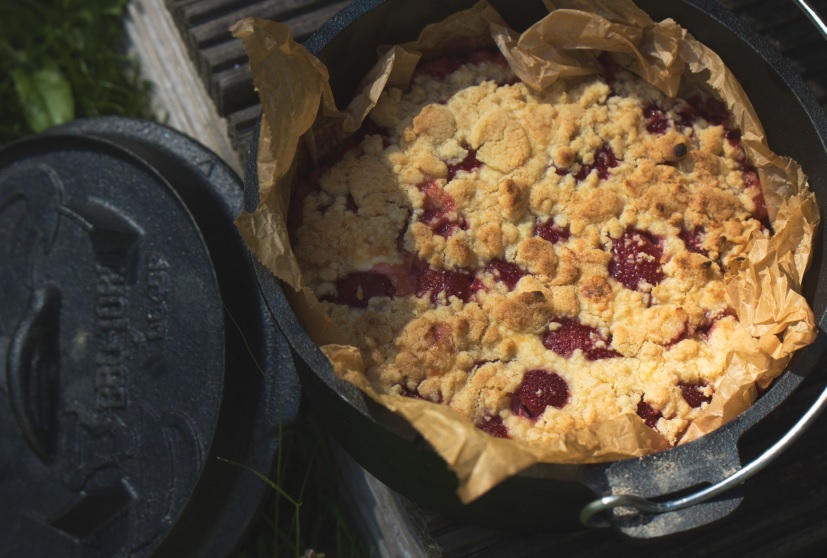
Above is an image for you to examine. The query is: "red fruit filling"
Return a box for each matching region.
[697,308,738,339]
[515,369,570,418]
[536,220,571,244]
[416,268,474,304]
[477,414,510,438]
[574,143,618,181]
[740,163,770,229]
[609,228,664,290]
[739,162,761,190]
[675,95,728,127]
[469,276,488,294]
[597,52,620,85]
[484,259,526,290]
[679,226,707,256]
[322,271,395,308]
[643,104,669,134]
[400,382,443,403]
[727,135,770,229]
[510,396,529,418]
[417,178,461,237]
[555,144,618,181]
[447,148,482,180]
[542,319,620,360]
[637,400,662,428]
[679,382,712,408]
[400,384,423,399]
[752,192,770,230]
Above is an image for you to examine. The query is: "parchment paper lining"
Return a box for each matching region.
[231,0,818,503]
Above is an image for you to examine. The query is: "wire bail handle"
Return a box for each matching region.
[580,380,827,528]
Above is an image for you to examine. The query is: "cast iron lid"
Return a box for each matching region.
[0,118,300,557]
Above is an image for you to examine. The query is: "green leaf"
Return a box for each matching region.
[99,0,128,17]
[11,66,75,133]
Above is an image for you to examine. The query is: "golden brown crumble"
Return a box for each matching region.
[292,52,768,447]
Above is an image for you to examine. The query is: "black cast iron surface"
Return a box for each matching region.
[0,118,301,558]
[0,132,224,557]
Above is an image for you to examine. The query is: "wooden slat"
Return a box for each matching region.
[163,0,356,167]
[213,63,256,116]
[126,0,242,174]
[226,103,262,157]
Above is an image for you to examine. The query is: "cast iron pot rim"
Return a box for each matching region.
[248,0,827,534]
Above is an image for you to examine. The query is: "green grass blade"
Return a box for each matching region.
[216,457,301,509]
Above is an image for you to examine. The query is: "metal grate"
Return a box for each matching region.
[164,0,351,162]
[166,0,826,165]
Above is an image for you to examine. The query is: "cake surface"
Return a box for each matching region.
[291,51,769,447]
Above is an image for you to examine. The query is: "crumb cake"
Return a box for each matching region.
[290,50,770,447]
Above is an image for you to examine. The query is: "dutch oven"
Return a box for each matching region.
[0,118,301,557]
[244,0,827,538]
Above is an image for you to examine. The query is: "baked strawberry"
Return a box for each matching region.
[575,143,618,181]
[417,178,461,237]
[484,259,526,290]
[447,147,482,180]
[322,272,395,308]
[637,400,662,428]
[679,226,707,256]
[515,369,570,418]
[542,319,620,360]
[609,228,664,290]
[643,104,669,134]
[535,221,570,244]
[476,414,510,438]
[679,382,712,408]
[416,268,474,304]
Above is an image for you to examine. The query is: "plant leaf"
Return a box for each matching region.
[100,0,128,17]
[11,67,75,133]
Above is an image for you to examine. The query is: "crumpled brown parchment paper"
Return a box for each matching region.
[231,0,819,503]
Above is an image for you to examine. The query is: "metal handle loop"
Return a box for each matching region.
[794,0,827,40]
[581,380,827,528]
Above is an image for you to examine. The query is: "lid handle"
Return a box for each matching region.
[7,284,61,462]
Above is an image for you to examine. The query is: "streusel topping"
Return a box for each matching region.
[291,51,767,446]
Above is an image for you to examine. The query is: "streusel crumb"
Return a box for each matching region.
[292,50,768,446]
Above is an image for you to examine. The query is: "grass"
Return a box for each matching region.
[221,305,373,558]
[229,410,375,558]
[0,0,153,143]
[1,2,372,556]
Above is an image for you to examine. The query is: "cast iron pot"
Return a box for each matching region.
[244,0,827,537]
